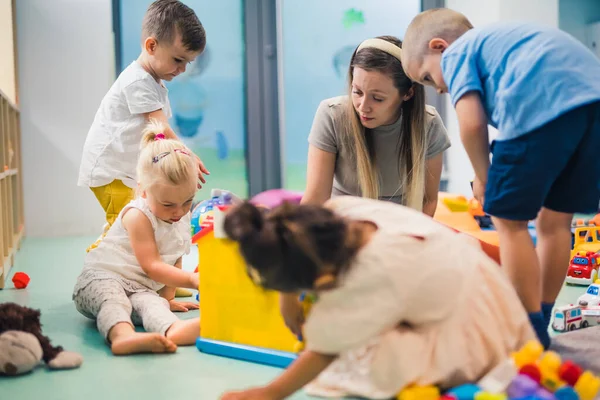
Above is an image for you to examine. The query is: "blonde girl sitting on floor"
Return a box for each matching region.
[73,120,200,355]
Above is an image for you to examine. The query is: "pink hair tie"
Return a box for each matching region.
[155,133,166,140]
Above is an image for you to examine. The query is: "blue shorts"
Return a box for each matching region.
[485,101,600,221]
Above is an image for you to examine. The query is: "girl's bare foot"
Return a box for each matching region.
[111,332,177,355]
[166,318,200,345]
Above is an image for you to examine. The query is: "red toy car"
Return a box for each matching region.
[566,251,600,285]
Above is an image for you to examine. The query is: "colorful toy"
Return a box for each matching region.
[11,272,30,289]
[190,188,241,236]
[250,188,303,209]
[193,191,314,368]
[396,385,440,400]
[552,304,586,332]
[566,251,600,285]
[428,340,600,400]
[572,214,600,229]
[434,193,501,264]
[577,281,600,307]
[571,226,600,260]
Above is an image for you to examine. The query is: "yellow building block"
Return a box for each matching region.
[474,393,507,400]
[511,340,544,369]
[396,385,440,400]
[574,371,600,400]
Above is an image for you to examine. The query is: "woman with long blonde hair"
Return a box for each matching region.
[302,35,449,213]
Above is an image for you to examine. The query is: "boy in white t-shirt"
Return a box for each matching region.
[79,0,209,252]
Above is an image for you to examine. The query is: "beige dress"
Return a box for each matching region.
[303,197,535,399]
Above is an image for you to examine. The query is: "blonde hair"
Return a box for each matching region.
[342,35,426,210]
[137,119,196,191]
[403,8,473,65]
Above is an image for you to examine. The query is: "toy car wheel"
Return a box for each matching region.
[583,320,590,328]
[569,324,576,331]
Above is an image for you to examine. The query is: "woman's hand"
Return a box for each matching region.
[280,293,304,338]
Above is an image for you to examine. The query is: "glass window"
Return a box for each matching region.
[276,0,422,190]
[117,0,248,198]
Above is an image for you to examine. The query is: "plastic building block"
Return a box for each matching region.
[520,364,542,383]
[507,375,540,398]
[534,386,559,399]
[478,358,518,393]
[539,351,566,392]
[396,385,440,400]
[559,361,583,387]
[12,272,30,289]
[574,371,600,400]
[442,195,470,212]
[554,386,580,400]
[446,384,481,400]
[473,392,507,400]
[512,340,544,368]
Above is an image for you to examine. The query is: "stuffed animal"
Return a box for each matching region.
[0,302,83,375]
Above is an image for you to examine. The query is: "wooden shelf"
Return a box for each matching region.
[0,93,24,289]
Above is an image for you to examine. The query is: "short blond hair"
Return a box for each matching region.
[137,119,196,192]
[403,8,473,65]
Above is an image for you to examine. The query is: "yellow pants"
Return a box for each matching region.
[86,180,192,298]
[86,180,135,252]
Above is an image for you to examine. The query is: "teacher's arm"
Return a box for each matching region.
[300,144,336,206]
[423,152,444,217]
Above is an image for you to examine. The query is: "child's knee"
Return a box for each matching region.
[491,216,529,233]
[536,208,573,235]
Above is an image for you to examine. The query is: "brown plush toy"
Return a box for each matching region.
[0,302,83,375]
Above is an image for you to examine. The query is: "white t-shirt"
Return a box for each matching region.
[78,61,172,189]
[73,197,191,294]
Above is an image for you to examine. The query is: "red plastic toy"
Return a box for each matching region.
[12,272,30,289]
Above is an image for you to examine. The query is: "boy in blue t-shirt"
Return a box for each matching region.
[402,8,600,348]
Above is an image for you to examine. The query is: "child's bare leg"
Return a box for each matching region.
[109,322,177,355]
[493,216,549,348]
[165,318,200,345]
[536,208,573,303]
[493,217,541,311]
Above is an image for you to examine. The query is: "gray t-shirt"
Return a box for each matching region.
[308,95,451,204]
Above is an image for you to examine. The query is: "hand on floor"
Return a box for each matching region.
[168,299,199,312]
[220,387,278,400]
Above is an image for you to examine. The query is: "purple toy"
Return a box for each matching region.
[250,189,303,209]
[507,375,540,398]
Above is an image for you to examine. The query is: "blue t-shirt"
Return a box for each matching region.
[442,22,600,140]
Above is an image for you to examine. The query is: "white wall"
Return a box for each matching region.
[444,0,559,196]
[0,0,16,104]
[17,0,114,237]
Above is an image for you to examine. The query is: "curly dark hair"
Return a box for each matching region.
[0,302,63,364]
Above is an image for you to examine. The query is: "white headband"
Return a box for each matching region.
[356,38,403,62]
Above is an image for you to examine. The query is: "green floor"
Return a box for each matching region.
[0,236,316,400]
[0,235,585,399]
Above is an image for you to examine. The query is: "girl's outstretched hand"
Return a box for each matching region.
[220,387,278,400]
[168,299,199,312]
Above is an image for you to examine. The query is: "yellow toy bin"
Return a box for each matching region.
[194,205,304,368]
